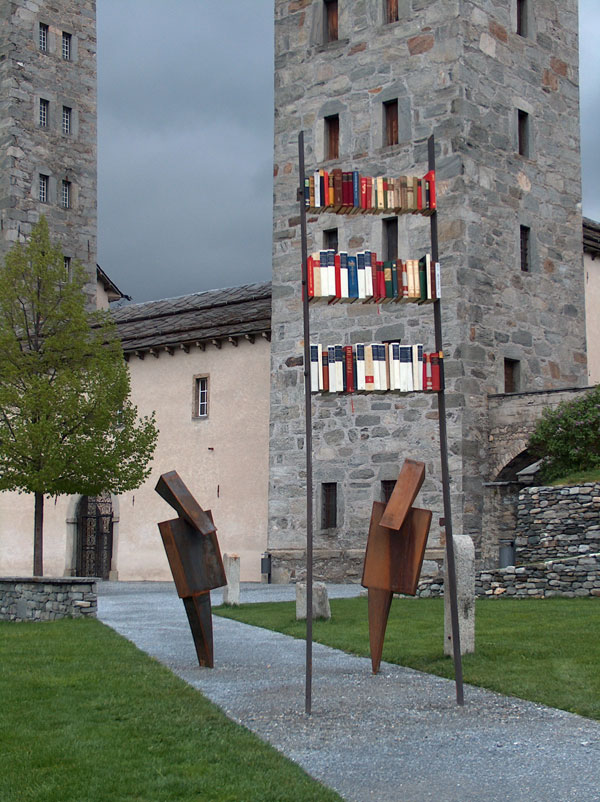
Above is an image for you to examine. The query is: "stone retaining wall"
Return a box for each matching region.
[417,484,600,599]
[0,577,97,621]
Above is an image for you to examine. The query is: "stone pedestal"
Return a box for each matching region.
[222,553,240,606]
[296,582,331,620]
[444,535,475,655]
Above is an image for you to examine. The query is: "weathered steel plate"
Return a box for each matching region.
[379,458,425,531]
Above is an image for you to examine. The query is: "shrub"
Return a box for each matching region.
[528,385,600,481]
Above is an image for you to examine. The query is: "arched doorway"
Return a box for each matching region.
[76,493,114,579]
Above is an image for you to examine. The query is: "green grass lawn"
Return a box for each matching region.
[0,618,342,802]
[215,596,600,721]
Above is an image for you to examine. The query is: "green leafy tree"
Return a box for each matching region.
[528,385,600,482]
[0,218,158,575]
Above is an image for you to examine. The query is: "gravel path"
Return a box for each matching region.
[97,582,600,802]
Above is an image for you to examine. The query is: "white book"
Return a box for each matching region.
[356,343,366,390]
[378,344,387,391]
[400,345,412,392]
[390,343,400,390]
[327,346,336,392]
[335,344,344,390]
[372,344,381,391]
[357,253,366,300]
[435,261,441,299]
[412,344,423,391]
[340,252,349,301]
[327,250,336,298]
[364,253,373,301]
[317,344,323,391]
[310,345,319,391]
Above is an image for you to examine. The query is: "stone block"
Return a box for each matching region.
[296,582,331,620]
[444,535,475,656]
[222,553,241,606]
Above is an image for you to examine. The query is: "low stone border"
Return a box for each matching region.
[0,577,97,621]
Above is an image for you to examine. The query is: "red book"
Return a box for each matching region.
[431,352,441,391]
[306,254,315,301]
[344,346,355,392]
[376,261,386,301]
[360,177,367,210]
[423,352,432,391]
[424,170,436,212]
[321,350,329,392]
[366,176,373,211]
[417,180,423,211]
[332,253,342,303]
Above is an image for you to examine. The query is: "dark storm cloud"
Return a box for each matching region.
[97,0,274,302]
[97,1,600,303]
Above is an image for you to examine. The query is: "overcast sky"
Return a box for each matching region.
[96,1,600,304]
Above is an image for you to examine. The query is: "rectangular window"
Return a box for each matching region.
[39,174,48,203]
[64,256,72,278]
[193,376,209,418]
[62,106,71,135]
[518,109,529,157]
[324,0,338,43]
[386,0,399,24]
[39,98,49,128]
[384,99,399,146]
[61,180,71,209]
[520,225,530,272]
[517,0,527,37]
[321,483,337,528]
[62,32,72,60]
[325,114,339,160]
[381,480,396,503]
[324,228,338,252]
[383,217,398,261]
[504,358,520,393]
[39,23,48,52]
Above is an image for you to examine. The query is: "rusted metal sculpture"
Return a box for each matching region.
[362,459,432,673]
[155,471,226,668]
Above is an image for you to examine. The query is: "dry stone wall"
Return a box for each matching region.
[0,577,97,621]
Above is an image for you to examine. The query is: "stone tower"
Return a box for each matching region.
[0,0,97,292]
[268,0,586,580]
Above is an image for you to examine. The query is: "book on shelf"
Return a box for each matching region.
[306,248,439,304]
[303,169,436,215]
[310,343,442,394]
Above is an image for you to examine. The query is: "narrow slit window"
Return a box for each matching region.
[324,0,338,43]
[324,228,338,252]
[194,376,209,418]
[62,106,72,135]
[520,225,530,272]
[64,256,72,279]
[61,180,71,209]
[386,0,399,24]
[384,99,399,146]
[518,109,529,157]
[62,32,72,60]
[39,23,48,52]
[504,358,520,393]
[321,483,337,528]
[517,0,527,37]
[325,114,339,161]
[39,174,48,203]
[381,480,396,503]
[383,218,398,261]
[39,98,49,128]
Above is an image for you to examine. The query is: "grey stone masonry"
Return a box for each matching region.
[418,484,600,598]
[0,0,97,296]
[0,577,97,621]
[269,1,586,580]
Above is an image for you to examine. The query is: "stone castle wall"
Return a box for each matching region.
[269,1,585,580]
[0,0,97,292]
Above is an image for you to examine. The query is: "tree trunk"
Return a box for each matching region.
[33,491,44,576]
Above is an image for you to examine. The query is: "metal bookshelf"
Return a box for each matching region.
[297,131,464,714]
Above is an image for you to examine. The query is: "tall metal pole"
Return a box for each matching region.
[428,134,464,705]
[298,131,314,715]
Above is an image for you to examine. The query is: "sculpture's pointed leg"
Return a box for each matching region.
[183,592,214,667]
[368,588,393,674]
